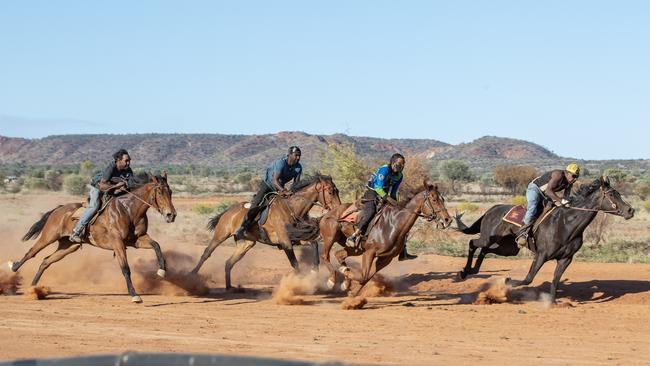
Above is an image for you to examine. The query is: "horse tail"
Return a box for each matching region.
[454,211,484,235]
[286,217,321,242]
[22,206,62,241]
[206,211,226,232]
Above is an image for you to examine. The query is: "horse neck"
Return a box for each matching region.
[287,183,319,216]
[386,194,422,238]
[120,184,155,221]
[558,189,601,234]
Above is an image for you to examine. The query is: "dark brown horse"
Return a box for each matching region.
[455,177,634,303]
[8,173,176,303]
[190,174,341,290]
[289,179,453,294]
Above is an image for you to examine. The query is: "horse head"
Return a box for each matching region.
[599,176,635,219]
[314,175,341,210]
[150,171,177,223]
[420,179,453,229]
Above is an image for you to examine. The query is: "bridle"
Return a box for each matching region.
[124,182,167,215]
[567,186,623,214]
[416,190,447,223]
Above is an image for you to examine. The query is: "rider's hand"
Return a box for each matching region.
[385,197,398,206]
[113,181,127,192]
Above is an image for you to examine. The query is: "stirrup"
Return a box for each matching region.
[515,233,528,248]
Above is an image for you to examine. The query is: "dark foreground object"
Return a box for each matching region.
[1,352,348,366]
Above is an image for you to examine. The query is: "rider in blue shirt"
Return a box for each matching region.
[349,153,416,260]
[234,146,302,241]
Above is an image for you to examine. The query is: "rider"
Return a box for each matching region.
[515,163,580,247]
[348,153,417,260]
[234,146,302,241]
[69,149,133,243]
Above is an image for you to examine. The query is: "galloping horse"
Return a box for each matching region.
[289,179,452,295]
[8,173,176,303]
[190,174,340,290]
[455,177,634,303]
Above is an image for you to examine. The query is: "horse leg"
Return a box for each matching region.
[191,230,230,274]
[309,240,320,273]
[113,243,141,303]
[549,257,573,304]
[320,236,337,290]
[354,255,393,297]
[224,240,256,290]
[334,246,362,292]
[509,253,546,287]
[31,239,81,286]
[283,247,299,272]
[459,240,477,279]
[10,231,60,272]
[470,247,488,275]
[134,235,166,278]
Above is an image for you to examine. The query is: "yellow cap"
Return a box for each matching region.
[566,163,580,175]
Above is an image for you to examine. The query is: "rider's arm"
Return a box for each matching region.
[272,170,285,191]
[389,176,402,200]
[292,165,302,186]
[544,171,564,202]
[372,166,389,198]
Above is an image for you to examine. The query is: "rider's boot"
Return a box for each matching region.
[347,228,363,247]
[515,222,533,248]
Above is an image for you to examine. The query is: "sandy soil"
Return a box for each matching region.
[1,192,649,365]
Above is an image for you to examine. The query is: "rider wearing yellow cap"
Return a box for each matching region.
[515,163,580,247]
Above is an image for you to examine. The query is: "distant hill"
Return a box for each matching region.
[0,132,647,173]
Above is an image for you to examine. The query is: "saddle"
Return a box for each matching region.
[242,193,281,242]
[70,195,114,240]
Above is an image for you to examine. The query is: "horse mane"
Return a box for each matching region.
[290,172,333,192]
[127,171,167,190]
[395,185,428,208]
[575,178,603,198]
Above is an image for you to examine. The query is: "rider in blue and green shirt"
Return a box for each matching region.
[349,153,417,260]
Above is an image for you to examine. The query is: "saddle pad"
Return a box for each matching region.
[340,211,359,224]
[502,205,526,227]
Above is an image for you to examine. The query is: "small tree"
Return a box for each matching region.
[401,154,433,193]
[64,174,87,195]
[440,160,472,193]
[321,143,369,201]
[493,165,538,195]
[603,168,628,184]
[79,160,96,178]
[44,170,63,191]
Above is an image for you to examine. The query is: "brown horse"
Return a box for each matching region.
[289,179,453,294]
[8,173,176,303]
[190,174,341,290]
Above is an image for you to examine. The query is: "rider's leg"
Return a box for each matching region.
[516,183,543,247]
[349,190,377,245]
[70,186,100,243]
[234,182,273,240]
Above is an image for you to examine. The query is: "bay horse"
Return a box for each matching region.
[8,173,176,303]
[454,176,634,303]
[288,179,453,295]
[190,174,341,290]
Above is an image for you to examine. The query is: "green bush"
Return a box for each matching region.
[215,200,238,214]
[643,200,650,213]
[193,203,216,215]
[511,195,527,206]
[457,201,479,213]
[25,177,48,190]
[64,174,87,195]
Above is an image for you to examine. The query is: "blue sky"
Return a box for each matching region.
[0,1,647,160]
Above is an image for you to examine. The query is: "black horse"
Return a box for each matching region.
[455,177,634,303]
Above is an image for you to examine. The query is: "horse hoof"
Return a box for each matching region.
[131,295,143,303]
[338,266,350,275]
[326,278,335,290]
[340,281,350,292]
[157,269,166,278]
[457,271,467,280]
[7,261,14,272]
[310,268,318,276]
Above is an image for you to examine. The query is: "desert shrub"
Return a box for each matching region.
[63,174,87,195]
[321,143,369,201]
[511,195,527,206]
[25,177,48,190]
[193,203,216,215]
[215,200,238,214]
[439,160,473,193]
[493,165,538,195]
[457,201,480,213]
[643,200,650,213]
[44,170,63,191]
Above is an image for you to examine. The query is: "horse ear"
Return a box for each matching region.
[603,176,611,186]
[161,170,168,180]
[151,174,159,183]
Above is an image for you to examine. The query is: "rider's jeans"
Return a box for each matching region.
[73,185,101,234]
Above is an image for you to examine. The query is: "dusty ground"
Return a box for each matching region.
[1,192,649,365]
